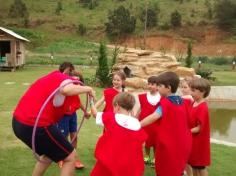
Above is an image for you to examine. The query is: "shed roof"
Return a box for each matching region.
[0,27,30,42]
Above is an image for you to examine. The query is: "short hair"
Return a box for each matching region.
[59,62,74,73]
[148,75,158,84]
[189,78,211,98]
[113,92,135,111]
[156,71,180,93]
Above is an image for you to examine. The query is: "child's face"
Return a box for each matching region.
[191,88,204,101]
[112,75,123,89]
[157,84,170,96]
[180,81,191,96]
[147,82,158,93]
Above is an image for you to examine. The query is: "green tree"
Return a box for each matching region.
[139,4,159,29]
[185,41,193,68]
[105,5,136,38]
[9,0,29,18]
[55,1,63,15]
[96,42,111,87]
[111,46,119,69]
[215,0,236,33]
[170,10,182,27]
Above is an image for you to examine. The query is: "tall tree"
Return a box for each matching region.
[185,41,193,68]
[9,0,29,18]
[96,42,111,86]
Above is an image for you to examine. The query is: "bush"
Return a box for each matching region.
[209,57,230,65]
[185,41,193,68]
[215,0,236,32]
[77,24,87,36]
[105,5,136,38]
[196,69,215,81]
[96,42,111,87]
[195,56,209,63]
[8,0,29,18]
[170,10,182,27]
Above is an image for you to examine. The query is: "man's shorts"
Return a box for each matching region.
[12,117,74,162]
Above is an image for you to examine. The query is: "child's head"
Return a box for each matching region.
[59,62,75,75]
[72,70,84,83]
[189,78,211,99]
[147,76,158,93]
[112,71,126,91]
[180,78,192,96]
[113,92,135,112]
[156,71,179,96]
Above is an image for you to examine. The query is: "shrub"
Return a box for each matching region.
[96,42,111,87]
[196,69,215,81]
[170,10,182,27]
[77,24,87,36]
[185,41,193,68]
[8,0,29,18]
[209,57,230,65]
[105,5,136,38]
[195,56,209,63]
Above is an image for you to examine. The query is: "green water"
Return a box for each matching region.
[209,102,236,143]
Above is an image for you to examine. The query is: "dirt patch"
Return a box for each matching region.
[121,26,236,57]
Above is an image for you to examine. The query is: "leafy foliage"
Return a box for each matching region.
[105,5,136,38]
[77,24,87,36]
[96,42,111,87]
[139,3,160,29]
[55,1,63,15]
[170,10,182,27]
[215,0,236,33]
[8,0,29,18]
[185,41,193,68]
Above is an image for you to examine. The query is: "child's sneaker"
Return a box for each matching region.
[144,156,151,165]
[75,160,84,169]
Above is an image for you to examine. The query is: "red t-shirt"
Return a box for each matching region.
[154,97,192,176]
[138,93,160,147]
[188,102,211,166]
[91,112,147,176]
[13,71,72,126]
[103,88,119,112]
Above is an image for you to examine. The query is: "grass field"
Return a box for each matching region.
[0,65,236,175]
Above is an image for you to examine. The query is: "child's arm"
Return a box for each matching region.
[90,98,97,118]
[140,111,161,127]
[191,124,201,133]
[80,101,90,119]
[94,96,105,109]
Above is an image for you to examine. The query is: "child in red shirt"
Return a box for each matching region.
[136,76,161,165]
[188,78,211,176]
[95,71,126,112]
[141,71,192,176]
[90,92,147,176]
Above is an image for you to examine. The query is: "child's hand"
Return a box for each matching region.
[84,111,91,119]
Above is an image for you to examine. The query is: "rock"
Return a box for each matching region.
[113,48,195,89]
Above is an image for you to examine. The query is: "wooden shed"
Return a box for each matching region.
[0,27,29,71]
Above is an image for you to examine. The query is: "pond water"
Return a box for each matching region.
[209,102,236,143]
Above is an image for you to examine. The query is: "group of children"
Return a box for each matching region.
[12,61,211,176]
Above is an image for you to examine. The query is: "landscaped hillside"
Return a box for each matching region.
[0,0,235,56]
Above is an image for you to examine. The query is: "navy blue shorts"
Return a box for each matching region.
[57,112,77,137]
[12,117,74,162]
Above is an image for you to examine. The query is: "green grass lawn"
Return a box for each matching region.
[0,65,236,175]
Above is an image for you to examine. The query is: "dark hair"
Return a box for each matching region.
[156,71,180,93]
[148,75,158,84]
[113,71,126,92]
[113,92,135,111]
[59,62,75,74]
[189,78,211,98]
